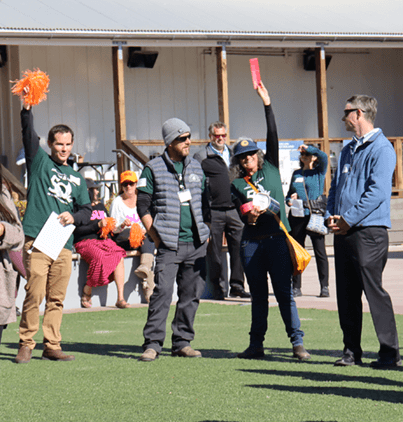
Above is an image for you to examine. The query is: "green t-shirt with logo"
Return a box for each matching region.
[138,162,205,242]
[23,147,90,250]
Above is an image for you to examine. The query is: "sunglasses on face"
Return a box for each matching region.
[122,181,136,187]
[175,134,191,142]
[343,108,359,118]
[212,133,227,139]
[238,151,257,160]
[300,151,312,157]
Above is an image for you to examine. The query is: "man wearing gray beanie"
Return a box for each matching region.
[136,117,210,362]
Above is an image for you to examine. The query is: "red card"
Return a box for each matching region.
[249,58,261,89]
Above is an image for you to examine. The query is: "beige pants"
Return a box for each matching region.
[19,237,72,351]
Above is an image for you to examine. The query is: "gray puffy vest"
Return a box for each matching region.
[146,151,210,250]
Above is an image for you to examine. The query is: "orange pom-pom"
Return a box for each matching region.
[99,217,116,239]
[129,224,145,249]
[11,69,50,106]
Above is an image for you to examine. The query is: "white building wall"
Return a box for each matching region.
[16,46,403,165]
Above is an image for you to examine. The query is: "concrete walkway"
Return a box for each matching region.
[63,244,403,316]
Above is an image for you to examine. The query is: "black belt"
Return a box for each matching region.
[211,206,236,211]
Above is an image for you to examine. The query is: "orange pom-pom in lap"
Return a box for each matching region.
[11,69,50,106]
[129,224,145,249]
[99,217,116,239]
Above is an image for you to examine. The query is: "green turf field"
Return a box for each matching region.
[0,303,402,421]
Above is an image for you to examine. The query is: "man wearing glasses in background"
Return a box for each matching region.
[137,118,210,362]
[194,122,249,300]
[326,95,401,369]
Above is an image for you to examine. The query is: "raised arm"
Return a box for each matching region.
[256,82,279,168]
[21,107,40,176]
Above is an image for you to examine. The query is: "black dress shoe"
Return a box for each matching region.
[237,346,264,359]
[229,287,251,299]
[370,357,402,369]
[334,355,362,366]
[213,293,225,300]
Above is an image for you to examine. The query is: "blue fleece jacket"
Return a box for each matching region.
[325,129,396,228]
[286,146,328,216]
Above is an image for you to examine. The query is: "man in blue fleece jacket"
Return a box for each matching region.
[326,95,400,369]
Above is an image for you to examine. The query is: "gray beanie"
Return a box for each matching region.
[162,118,191,146]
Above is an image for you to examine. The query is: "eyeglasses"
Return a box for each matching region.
[122,181,136,187]
[238,151,257,160]
[212,133,227,139]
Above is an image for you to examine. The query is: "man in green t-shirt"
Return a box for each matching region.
[136,118,210,362]
[15,101,91,364]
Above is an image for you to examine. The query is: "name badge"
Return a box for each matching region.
[295,177,304,183]
[342,164,350,174]
[178,189,192,203]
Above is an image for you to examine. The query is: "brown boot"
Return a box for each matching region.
[15,345,32,364]
[42,349,75,361]
[293,345,311,361]
[142,271,155,304]
[172,346,202,358]
[134,253,154,280]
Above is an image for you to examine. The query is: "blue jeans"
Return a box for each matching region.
[240,234,304,348]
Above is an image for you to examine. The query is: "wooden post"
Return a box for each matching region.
[112,44,128,177]
[315,46,331,193]
[216,45,230,143]
[395,139,403,196]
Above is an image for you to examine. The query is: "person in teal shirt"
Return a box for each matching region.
[136,117,210,362]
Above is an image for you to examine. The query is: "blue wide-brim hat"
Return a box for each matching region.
[233,137,259,157]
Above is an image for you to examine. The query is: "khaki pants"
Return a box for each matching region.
[19,237,72,351]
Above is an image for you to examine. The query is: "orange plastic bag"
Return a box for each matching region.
[274,215,311,276]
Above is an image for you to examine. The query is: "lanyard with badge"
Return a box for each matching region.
[176,173,192,203]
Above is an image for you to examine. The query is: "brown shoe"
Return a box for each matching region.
[293,345,311,361]
[172,346,202,358]
[139,348,159,362]
[42,349,75,361]
[15,345,32,364]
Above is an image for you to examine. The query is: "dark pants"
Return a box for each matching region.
[142,241,207,354]
[0,325,5,346]
[289,214,329,290]
[208,208,245,297]
[334,227,400,361]
[240,234,304,347]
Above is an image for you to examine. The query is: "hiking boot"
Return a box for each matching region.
[319,286,330,297]
[237,346,265,359]
[293,287,302,297]
[140,348,159,362]
[15,346,32,364]
[293,345,311,360]
[42,349,75,361]
[172,346,202,358]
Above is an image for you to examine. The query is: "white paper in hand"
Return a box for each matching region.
[31,212,75,260]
